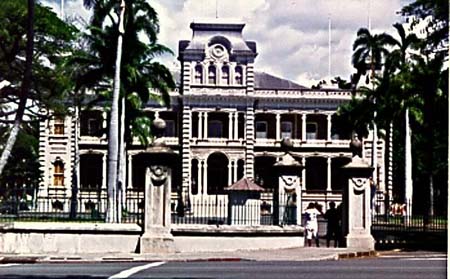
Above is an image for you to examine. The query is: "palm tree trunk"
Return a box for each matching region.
[404,108,413,222]
[0,0,34,176]
[106,0,125,223]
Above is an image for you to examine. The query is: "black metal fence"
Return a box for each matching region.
[371,191,447,233]
[0,187,143,224]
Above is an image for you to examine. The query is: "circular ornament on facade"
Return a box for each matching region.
[211,44,226,59]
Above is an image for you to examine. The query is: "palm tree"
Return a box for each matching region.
[73,0,175,222]
[352,28,396,188]
[0,0,35,176]
[387,23,420,219]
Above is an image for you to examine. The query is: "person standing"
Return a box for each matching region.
[304,202,322,247]
[324,201,340,247]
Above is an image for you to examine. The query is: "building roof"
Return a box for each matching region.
[225,178,265,192]
[171,70,307,90]
[254,71,307,90]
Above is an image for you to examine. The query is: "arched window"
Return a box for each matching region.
[194,64,203,84]
[235,66,243,85]
[221,66,229,85]
[53,160,64,186]
[208,65,216,84]
[207,153,229,195]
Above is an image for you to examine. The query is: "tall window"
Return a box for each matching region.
[255,121,268,139]
[81,111,102,137]
[281,121,293,139]
[54,117,65,135]
[235,66,243,85]
[207,153,228,195]
[191,159,199,195]
[194,64,203,84]
[53,161,64,186]
[221,66,229,85]
[306,123,318,140]
[80,154,102,189]
[208,120,223,138]
[208,65,216,84]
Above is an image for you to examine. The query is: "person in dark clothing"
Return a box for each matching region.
[324,201,340,248]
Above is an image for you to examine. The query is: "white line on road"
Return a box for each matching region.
[108,262,166,279]
[401,257,447,261]
[0,264,20,268]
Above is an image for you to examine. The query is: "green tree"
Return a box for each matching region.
[0,0,77,176]
[70,0,175,222]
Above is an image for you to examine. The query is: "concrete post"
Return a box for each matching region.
[273,142,304,226]
[139,117,176,253]
[341,133,375,250]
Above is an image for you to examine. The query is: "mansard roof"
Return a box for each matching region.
[170,70,307,90]
[254,72,307,90]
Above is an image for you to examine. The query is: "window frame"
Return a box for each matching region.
[255,121,268,139]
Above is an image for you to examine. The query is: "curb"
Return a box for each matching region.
[337,251,378,260]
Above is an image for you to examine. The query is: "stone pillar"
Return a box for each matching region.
[341,135,375,250]
[139,117,176,253]
[301,157,306,191]
[140,163,175,253]
[181,106,191,210]
[273,149,303,226]
[233,160,238,183]
[275,113,281,141]
[245,64,255,179]
[202,160,208,195]
[198,111,203,139]
[301,113,306,141]
[228,161,232,186]
[102,153,107,190]
[228,112,233,140]
[203,111,208,139]
[327,157,332,192]
[234,112,239,140]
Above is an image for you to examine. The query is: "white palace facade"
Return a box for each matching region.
[38,21,386,214]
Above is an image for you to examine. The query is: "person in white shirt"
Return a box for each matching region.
[304,202,322,247]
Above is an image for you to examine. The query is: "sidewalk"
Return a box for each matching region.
[0,247,377,263]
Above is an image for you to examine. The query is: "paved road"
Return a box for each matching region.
[0,252,446,279]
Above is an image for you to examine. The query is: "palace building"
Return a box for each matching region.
[38,21,386,218]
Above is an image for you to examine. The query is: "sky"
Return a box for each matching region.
[44,0,412,87]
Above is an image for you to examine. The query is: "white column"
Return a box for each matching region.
[198,112,203,139]
[203,111,208,139]
[228,161,232,186]
[327,157,332,192]
[301,113,306,141]
[233,160,238,183]
[275,113,281,141]
[203,160,208,195]
[197,160,202,196]
[228,112,233,140]
[234,112,239,140]
[327,114,332,141]
[102,153,107,190]
[301,157,306,191]
[127,154,133,189]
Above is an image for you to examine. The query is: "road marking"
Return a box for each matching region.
[0,264,20,268]
[108,262,166,279]
[401,257,447,261]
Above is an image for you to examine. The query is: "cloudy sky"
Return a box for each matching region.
[45,0,412,87]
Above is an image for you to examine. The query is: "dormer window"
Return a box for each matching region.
[194,64,203,84]
[208,65,216,84]
[221,66,229,85]
[235,66,243,85]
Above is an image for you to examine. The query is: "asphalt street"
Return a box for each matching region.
[0,252,446,279]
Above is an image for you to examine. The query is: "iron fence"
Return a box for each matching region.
[0,187,144,224]
[372,191,447,233]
